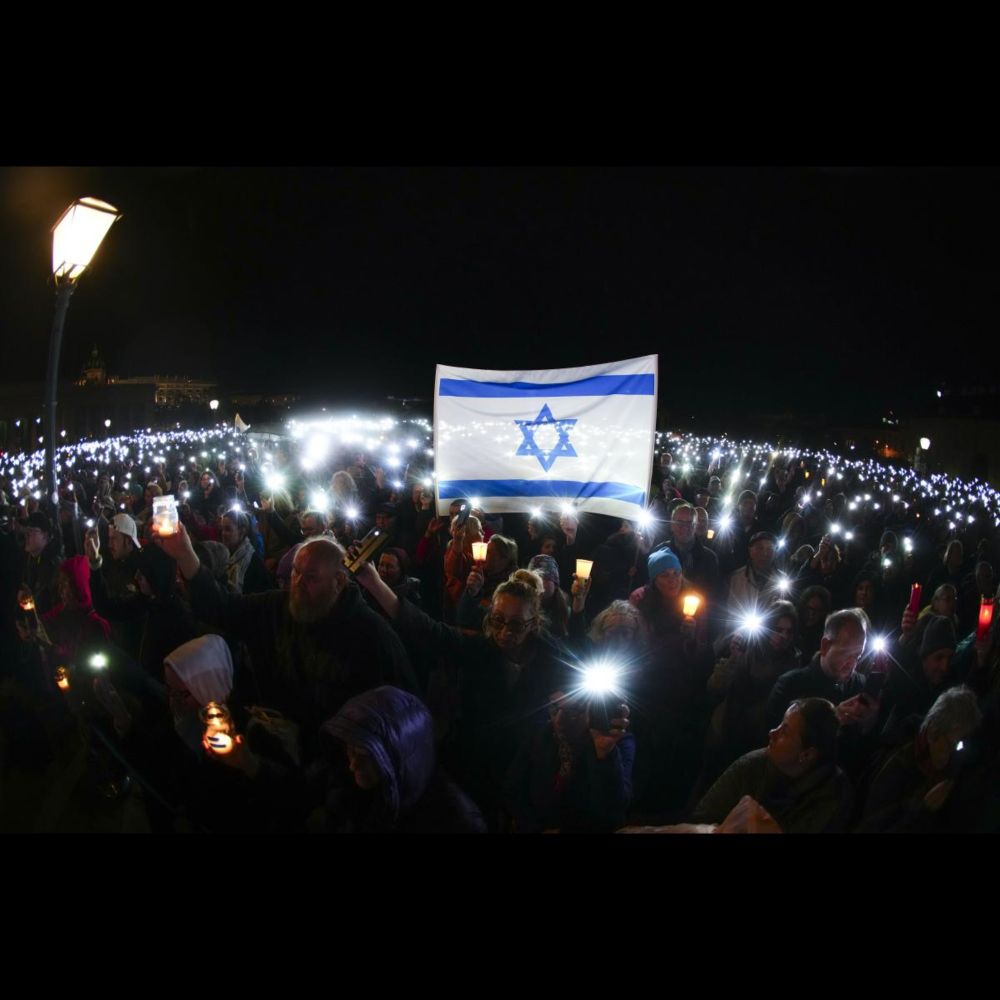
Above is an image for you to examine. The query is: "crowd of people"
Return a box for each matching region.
[1,420,999,834]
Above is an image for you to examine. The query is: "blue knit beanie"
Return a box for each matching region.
[647,547,682,579]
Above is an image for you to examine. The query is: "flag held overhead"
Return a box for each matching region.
[434,355,658,521]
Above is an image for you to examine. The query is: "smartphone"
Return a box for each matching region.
[454,503,471,529]
[343,527,390,575]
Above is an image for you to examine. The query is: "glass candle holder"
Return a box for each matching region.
[152,495,179,536]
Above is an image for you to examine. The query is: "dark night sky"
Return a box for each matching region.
[1,165,997,425]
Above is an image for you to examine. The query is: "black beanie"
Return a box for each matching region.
[919,615,957,659]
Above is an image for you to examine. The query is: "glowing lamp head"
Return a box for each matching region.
[52,197,121,281]
[920,438,931,451]
[209,399,220,411]
[89,653,109,671]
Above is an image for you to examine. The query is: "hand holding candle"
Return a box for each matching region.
[471,541,488,564]
[682,594,701,619]
[575,559,593,581]
[907,582,922,616]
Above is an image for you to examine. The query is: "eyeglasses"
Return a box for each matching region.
[487,614,534,635]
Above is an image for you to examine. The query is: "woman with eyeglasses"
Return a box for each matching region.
[353,560,575,830]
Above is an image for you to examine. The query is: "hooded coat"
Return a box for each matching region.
[41,555,111,662]
[319,686,485,833]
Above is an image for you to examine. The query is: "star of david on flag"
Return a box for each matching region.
[515,404,577,472]
[433,355,658,520]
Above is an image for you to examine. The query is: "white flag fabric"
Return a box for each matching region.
[434,355,658,520]
[234,413,250,432]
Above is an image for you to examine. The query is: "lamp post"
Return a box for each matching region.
[46,198,121,505]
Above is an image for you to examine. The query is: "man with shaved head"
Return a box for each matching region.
[157,524,415,762]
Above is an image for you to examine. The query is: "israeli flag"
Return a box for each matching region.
[434,355,658,520]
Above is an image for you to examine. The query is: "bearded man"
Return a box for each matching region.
[156,524,415,762]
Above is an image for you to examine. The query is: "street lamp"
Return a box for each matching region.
[209,399,220,412]
[919,437,931,451]
[46,197,121,504]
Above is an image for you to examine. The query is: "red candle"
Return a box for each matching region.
[977,598,994,642]
[907,582,922,616]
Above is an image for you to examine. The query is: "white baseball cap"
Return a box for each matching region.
[111,513,142,549]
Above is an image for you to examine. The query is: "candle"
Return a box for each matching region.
[706,529,715,540]
[977,598,994,642]
[55,666,70,691]
[206,732,234,755]
[575,559,593,580]
[152,495,179,536]
[907,582,922,616]
[471,541,489,563]
[682,594,701,618]
[19,598,35,611]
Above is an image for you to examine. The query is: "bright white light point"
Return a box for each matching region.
[777,538,786,549]
[346,506,360,520]
[310,491,329,511]
[385,456,401,468]
[720,515,733,531]
[90,653,109,670]
[470,497,481,508]
[957,740,964,751]
[581,662,620,694]
[778,576,790,592]
[873,637,887,654]
[560,503,575,516]
[845,532,854,541]
[392,480,403,490]
[422,478,431,487]
[743,613,763,633]
[830,523,842,534]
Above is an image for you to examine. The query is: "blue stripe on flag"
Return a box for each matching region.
[437,479,647,506]
[438,374,655,398]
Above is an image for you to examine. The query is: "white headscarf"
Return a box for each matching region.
[163,634,233,707]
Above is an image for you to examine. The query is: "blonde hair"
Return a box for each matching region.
[484,569,548,637]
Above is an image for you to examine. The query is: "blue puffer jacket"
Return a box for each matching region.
[320,686,485,833]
